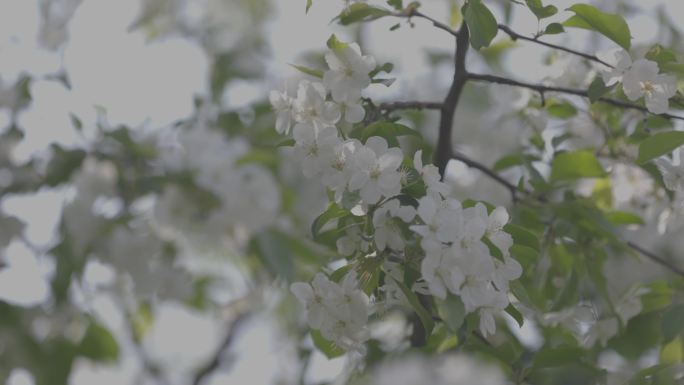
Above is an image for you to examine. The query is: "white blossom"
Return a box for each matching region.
[348,137,403,204]
[597,49,633,86]
[655,153,684,192]
[291,271,370,351]
[293,124,341,178]
[372,200,415,251]
[269,89,294,134]
[323,42,375,104]
[413,150,450,196]
[622,59,677,114]
[293,80,341,129]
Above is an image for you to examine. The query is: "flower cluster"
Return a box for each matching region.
[277,37,523,349]
[412,196,521,336]
[600,50,677,114]
[291,272,370,351]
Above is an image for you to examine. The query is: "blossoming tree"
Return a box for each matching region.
[2,0,684,384]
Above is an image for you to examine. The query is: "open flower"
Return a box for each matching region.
[324,42,376,103]
[348,136,403,204]
[622,59,677,114]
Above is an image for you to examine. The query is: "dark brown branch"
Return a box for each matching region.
[451,151,520,199]
[466,73,684,122]
[378,101,443,112]
[498,24,612,68]
[192,314,249,385]
[435,25,470,176]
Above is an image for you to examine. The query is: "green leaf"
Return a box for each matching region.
[532,346,585,369]
[463,0,498,50]
[504,224,540,251]
[637,131,684,164]
[361,121,421,146]
[547,101,578,119]
[311,203,348,239]
[543,22,565,35]
[327,34,348,51]
[306,0,313,13]
[587,77,614,103]
[336,3,391,25]
[437,295,466,333]
[493,153,539,171]
[78,322,120,363]
[525,0,557,19]
[550,150,606,181]
[392,277,434,336]
[662,304,684,342]
[605,211,644,225]
[311,329,346,358]
[564,4,631,50]
[505,303,524,327]
[369,62,394,78]
[387,0,403,10]
[645,44,678,67]
[289,64,323,78]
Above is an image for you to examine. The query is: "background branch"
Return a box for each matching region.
[467,72,684,121]
[498,24,612,68]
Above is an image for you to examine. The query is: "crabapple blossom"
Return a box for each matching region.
[655,154,684,192]
[291,271,370,351]
[348,136,404,204]
[372,199,415,251]
[413,150,450,196]
[269,89,294,134]
[293,80,341,129]
[324,42,375,104]
[598,49,633,86]
[293,124,341,178]
[622,59,677,114]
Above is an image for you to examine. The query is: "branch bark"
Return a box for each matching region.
[378,101,443,112]
[467,72,684,121]
[435,25,470,176]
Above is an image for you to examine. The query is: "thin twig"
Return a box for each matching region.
[498,24,613,68]
[466,73,684,121]
[451,151,520,199]
[404,9,459,37]
[627,241,684,278]
[378,101,443,112]
[192,313,250,385]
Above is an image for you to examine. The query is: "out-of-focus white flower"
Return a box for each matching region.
[655,153,684,192]
[291,271,370,351]
[269,89,294,134]
[293,124,341,178]
[371,354,505,385]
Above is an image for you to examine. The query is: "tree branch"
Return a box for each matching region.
[451,151,520,199]
[627,241,684,278]
[497,24,613,68]
[466,72,684,121]
[378,101,443,112]
[192,312,249,385]
[435,25,470,176]
[404,9,459,37]
[450,149,684,279]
